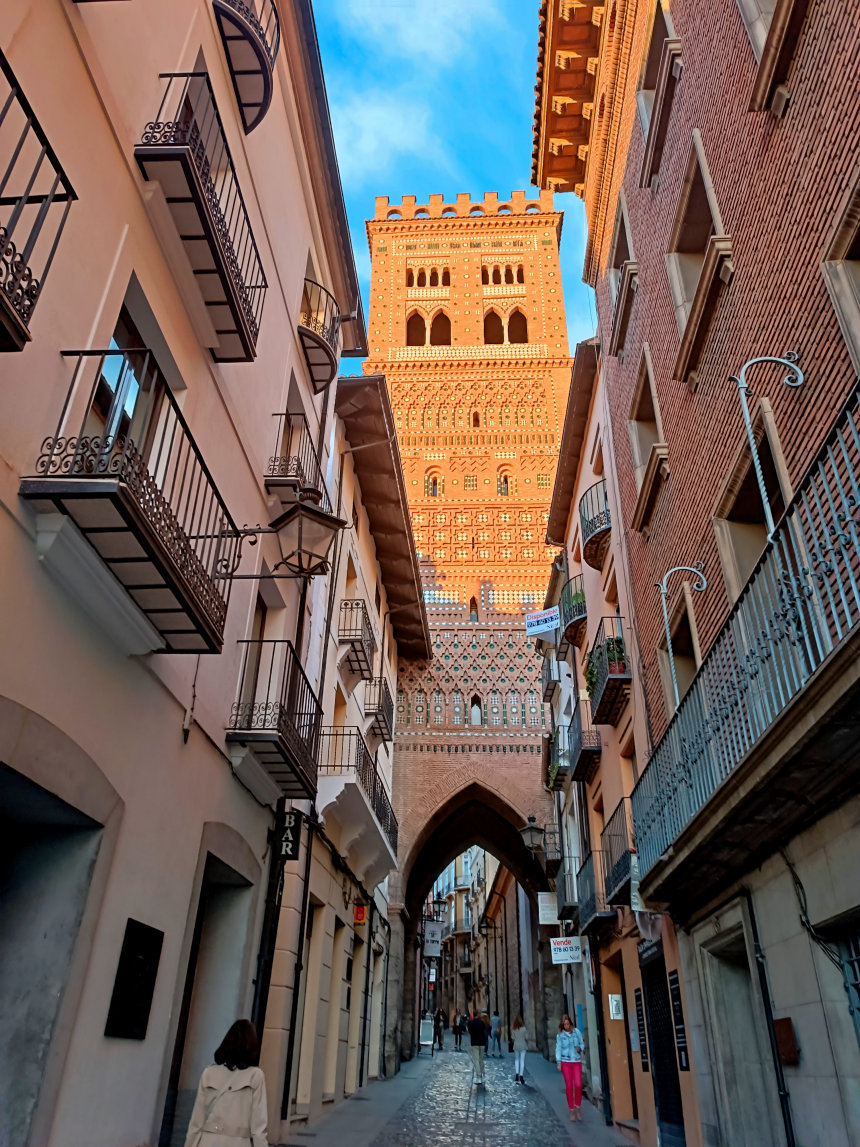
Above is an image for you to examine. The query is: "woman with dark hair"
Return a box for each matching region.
[185,1020,268,1147]
[555,1012,585,1121]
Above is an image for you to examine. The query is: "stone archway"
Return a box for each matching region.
[384,777,560,1073]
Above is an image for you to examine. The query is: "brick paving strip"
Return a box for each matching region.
[282,1049,629,1147]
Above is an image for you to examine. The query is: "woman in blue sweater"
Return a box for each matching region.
[555,1013,585,1121]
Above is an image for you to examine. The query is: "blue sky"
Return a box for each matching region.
[314,0,597,351]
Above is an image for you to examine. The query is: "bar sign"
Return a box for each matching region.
[634,988,650,1073]
[668,970,690,1070]
[280,811,303,861]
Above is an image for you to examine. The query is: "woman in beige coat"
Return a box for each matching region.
[185,1020,268,1147]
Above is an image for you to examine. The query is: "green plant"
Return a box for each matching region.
[584,656,597,696]
[604,636,626,668]
[570,590,586,609]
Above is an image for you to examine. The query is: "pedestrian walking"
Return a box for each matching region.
[511,1015,528,1083]
[184,1019,267,1147]
[453,1012,464,1050]
[555,1013,585,1122]
[489,1010,503,1057]
[467,1010,488,1084]
[434,1007,445,1050]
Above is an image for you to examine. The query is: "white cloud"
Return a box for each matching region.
[318,0,505,67]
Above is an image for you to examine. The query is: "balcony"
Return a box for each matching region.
[632,382,860,909]
[213,0,280,134]
[298,278,342,392]
[579,479,611,570]
[544,826,562,878]
[317,727,398,863]
[541,653,561,702]
[558,574,587,654]
[264,411,333,515]
[459,959,473,974]
[586,616,631,725]
[19,348,238,654]
[547,724,573,791]
[577,851,615,933]
[134,72,266,362]
[556,862,578,924]
[364,677,394,741]
[455,873,470,890]
[569,699,602,782]
[0,51,76,351]
[226,639,321,800]
[337,599,375,679]
[601,798,636,905]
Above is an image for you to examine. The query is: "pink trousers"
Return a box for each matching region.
[561,1060,582,1109]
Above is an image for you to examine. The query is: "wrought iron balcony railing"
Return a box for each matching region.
[579,479,611,570]
[569,698,602,782]
[337,599,375,678]
[19,348,239,652]
[632,382,860,884]
[541,653,561,701]
[601,797,635,904]
[226,639,322,799]
[298,278,342,392]
[543,826,562,877]
[455,873,470,890]
[558,574,587,653]
[317,726,398,853]
[365,676,394,741]
[264,410,334,520]
[547,724,572,790]
[213,0,280,133]
[0,50,76,351]
[556,861,578,922]
[134,72,267,361]
[577,850,615,932]
[587,616,631,725]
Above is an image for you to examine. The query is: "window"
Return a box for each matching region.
[508,309,528,344]
[517,265,525,284]
[469,693,483,725]
[823,171,860,375]
[637,1,671,133]
[492,265,502,285]
[407,312,426,346]
[430,312,451,346]
[537,474,550,489]
[713,405,790,602]
[481,266,489,285]
[464,475,478,490]
[430,268,439,287]
[666,132,733,386]
[608,198,634,305]
[656,586,701,715]
[735,0,777,61]
[484,310,504,344]
[629,345,670,531]
[407,268,414,287]
[425,472,444,497]
[504,265,514,284]
[442,268,451,286]
[417,269,426,287]
[472,411,481,428]
[469,597,479,622]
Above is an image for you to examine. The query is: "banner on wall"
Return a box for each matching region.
[525,606,560,636]
[424,921,442,958]
[538,892,559,925]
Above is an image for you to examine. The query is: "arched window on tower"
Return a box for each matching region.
[498,471,512,496]
[430,268,439,287]
[484,310,504,345]
[430,312,451,346]
[517,264,525,284]
[481,266,489,285]
[442,268,451,286]
[492,265,502,285]
[508,309,528,344]
[470,693,483,726]
[504,265,514,284]
[469,596,479,622]
[472,410,480,428]
[426,473,442,497]
[417,269,427,287]
[406,268,414,287]
[406,312,426,346]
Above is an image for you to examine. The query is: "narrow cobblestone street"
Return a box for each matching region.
[281,1048,630,1147]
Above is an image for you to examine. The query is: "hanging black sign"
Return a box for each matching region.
[279,810,303,862]
[634,987,650,1073]
[668,969,690,1070]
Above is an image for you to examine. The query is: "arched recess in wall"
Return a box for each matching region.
[406,268,414,287]
[429,268,439,287]
[472,410,481,428]
[441,268,450,286]
[481,266,489,285]
[417,269,426,287]
[429,311,451,346]
[469,692,482,725]
[492,265,502,285]
[387,209,402,219]
[406,311,426,346]
[516,264,525,283]
[470,207,485,215]
[508,309,528,344]
[424,468,443,497]
[469,596,479,621]
[504,265,514,284]
[483,310,504,345]
[525,205,540,213]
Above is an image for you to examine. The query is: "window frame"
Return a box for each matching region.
[822,170,860,376]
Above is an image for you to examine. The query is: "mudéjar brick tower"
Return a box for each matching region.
[363,190,572,947]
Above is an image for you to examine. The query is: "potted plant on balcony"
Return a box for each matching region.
[584,656,597,697]
[570,587,586,613]
[605,637,626,676]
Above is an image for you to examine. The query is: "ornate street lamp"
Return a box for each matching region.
[519,814,544,853]
[270,500,345,577]
[656,563,708,711]
[432,894,446,919]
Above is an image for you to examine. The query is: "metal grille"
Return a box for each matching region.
[839,933,860,1048]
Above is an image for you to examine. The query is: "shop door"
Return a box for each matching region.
[641,954,686,1147]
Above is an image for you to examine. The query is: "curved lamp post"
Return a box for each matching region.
[729,353,804,539]
[656,564,708,711]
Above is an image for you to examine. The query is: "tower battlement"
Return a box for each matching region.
[372,189,557,221]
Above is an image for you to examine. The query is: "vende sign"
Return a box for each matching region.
[550,937,583,964]
[525,606,559,636]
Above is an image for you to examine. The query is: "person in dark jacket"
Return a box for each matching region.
[467,1011,488,1083]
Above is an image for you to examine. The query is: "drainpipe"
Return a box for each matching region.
[251,797,287,1035]
[280,814,315,1120]
[515,884,524,1019]
[359,896,376,1087]
[743,890,797,1146]
[591,951,613,1125]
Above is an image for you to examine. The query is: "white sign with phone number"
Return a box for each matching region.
[550,937,582,964]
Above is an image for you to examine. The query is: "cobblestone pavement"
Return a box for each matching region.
[287,1047,630,1147]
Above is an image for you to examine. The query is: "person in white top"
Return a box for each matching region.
[185,1019,268,1147]
[511,1015,528,1083]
